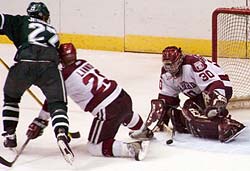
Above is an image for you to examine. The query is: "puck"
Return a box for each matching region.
[166,139,173,145]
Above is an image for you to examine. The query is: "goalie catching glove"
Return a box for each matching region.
[26,117,48,139]
[203,90,228,118]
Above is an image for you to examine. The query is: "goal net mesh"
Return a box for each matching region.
[212,7,250,109]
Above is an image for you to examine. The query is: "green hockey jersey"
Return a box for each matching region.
[0,13,60,62]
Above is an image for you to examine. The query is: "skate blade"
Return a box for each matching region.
[57,140,74,165]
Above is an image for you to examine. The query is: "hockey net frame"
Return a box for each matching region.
[212,7,250,109]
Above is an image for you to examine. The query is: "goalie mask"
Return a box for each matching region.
[27,2,50,23]
[162,46,183,76]
[59,43,77,66]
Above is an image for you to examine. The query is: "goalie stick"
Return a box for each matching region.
[164,108,176,145]
[0,57,81,139]
[163,121,175,145]
[0,138,30,167]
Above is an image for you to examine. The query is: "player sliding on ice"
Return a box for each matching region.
[26,43,153,161]
[146,46,245,143]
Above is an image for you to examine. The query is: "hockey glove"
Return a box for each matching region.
[26,117,48,139]
[203,90,227,118]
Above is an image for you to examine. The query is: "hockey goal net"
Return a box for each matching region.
[212,7,250,109]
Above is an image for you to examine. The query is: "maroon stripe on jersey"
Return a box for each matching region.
[102,139,115,157]
[85,81,118,112]
[62,60,87,80]
[97,108,105,120]
[89,118,102,143]
[182,55,201,65]
[129,116,143,130]
[219,74,230,81]
[206,81,233,100]
[158,94,180,106]
[205,80,225,92]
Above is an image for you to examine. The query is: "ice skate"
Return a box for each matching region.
[127,140,150,161]
[129,125,154,140]
[57,128,74,165]
[2,132,17,149]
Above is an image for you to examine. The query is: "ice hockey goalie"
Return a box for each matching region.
[146,46,245,143]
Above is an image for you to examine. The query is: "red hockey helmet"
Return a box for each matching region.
[58,43,77,66]
[162,46,183,76]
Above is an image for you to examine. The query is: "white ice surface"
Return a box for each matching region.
[0,44,250,171]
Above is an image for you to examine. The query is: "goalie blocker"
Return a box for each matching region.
[145,99,188,134]
[145,99,166,131]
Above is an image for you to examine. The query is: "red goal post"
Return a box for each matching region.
[212,7,250,109]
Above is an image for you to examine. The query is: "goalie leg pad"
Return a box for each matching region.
[182,105,219,139]
[185,118,219,139]
[218,116,245,143]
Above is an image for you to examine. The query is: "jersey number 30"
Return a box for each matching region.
[199,70,215,81]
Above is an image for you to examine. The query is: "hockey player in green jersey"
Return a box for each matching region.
[0,2,74,165]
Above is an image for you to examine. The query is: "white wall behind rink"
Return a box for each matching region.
[0,0,247,39]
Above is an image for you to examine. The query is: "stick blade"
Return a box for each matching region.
[0,156,13,167]
[68,131,81,139]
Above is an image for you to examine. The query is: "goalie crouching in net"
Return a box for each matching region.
[147,46,245,143]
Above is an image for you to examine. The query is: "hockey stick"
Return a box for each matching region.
[0,57,80,139]
[0,138,30,167]
[163,124,175,145]
[165,109,176,145]
[68,131,80,139]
